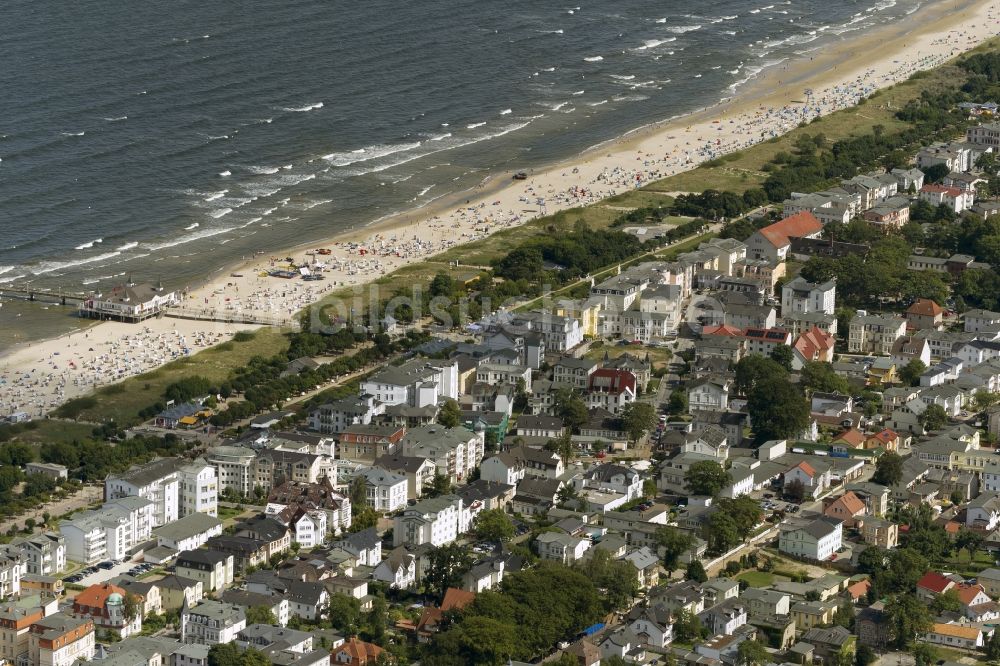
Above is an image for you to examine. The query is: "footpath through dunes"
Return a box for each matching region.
[1,0,998,422]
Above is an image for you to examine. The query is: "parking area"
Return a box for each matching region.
[65,559,155,587]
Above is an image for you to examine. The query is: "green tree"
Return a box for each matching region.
[0,442,33,466]
[349,475,367,511]
[919,404,949,431]
[930,588,961,614]
[425,472,453,498]
[784,479,806,504]
[544,430,574,465]
[769,345,794,372]
[349,506,379,532]
[705,511,741,555]
[245,605,278,626]
[736,639,770,666]
[327,594,362,634]
[472,509,515,543]
[576,548,639,611]
[985,628,1000,661]
[620,402,656,446]
[832,602,855,630]
[425,544,474,601]
[747,380,809,442]
[673,609,707,641]
[554,389,589,432]
[685,560,708,583]
[911,643,938,666]
[429,273,455,298]
[668,388,688,415]
[684,460,731,497]
[800,361,851,395]
[438,399,462,428]
[955,528,984,556]
[884,593,933,649]
[872,451,903,486]
[855,645,876,666]
[734,356,788,396]
[899,359,927,387]
[653,526,694,573]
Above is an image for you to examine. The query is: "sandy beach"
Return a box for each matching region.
[2,0,999,419]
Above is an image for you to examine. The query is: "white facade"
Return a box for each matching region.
[358,468,409,513]
[393,495,464,547]
[292,511,327,549]
[181,601,247,646]
[779,520,843,561]
[104,458,182,527]
[205,446,256,497]
[781,277,836,315]
[360,358,459,409]
[179,462,219,518]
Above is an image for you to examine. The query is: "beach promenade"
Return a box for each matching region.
[2,0,999,419]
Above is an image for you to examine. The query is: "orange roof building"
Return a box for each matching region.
[748,211,823,261]
[824,491,867,527]
[335,637,386,666]
[792,326,835,367]
[832,428,866,449]
[865,428,901,452]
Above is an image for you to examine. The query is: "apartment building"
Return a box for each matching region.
[393,495,465,548]
[848,313,907,355]
[180,601,246,646]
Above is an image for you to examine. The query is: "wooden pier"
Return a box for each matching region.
[0,287,87,306]
[163,306,294,327]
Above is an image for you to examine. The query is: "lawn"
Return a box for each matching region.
[53,326,291,426]
[603,190,675,209]
[735,570,776,588]
[585,342,673,371]
[0,419,96,447]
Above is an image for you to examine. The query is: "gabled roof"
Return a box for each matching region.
[828,491,866,516]
[917,570,955,594]
[756,211,823,250]
[907,299,944,317]
[788,461,816,478]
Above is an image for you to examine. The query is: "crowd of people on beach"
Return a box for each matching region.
[1,15,997,419]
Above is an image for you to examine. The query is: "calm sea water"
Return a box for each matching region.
[0,0,923,348]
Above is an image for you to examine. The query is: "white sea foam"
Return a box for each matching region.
[417,185,435,197]
[184,223,199,230]
[610,74,636,81]
[467,122,486,129]
[103,116,128,122]
[665,25,701,33]
[144,226,233,252]
[588,100,609,106]
[499,109,512,116]
[204,190,228,202]
[61,131,85,137]
[74,238,103,250]
[32,251,122,276]
[247,166,280,175]
[209,208,233,219]
[116,241,139,251]
[219,170,231,177]
[430,133,452,141]
[281,102,324,112]
[572,90,585,95]
[584,56,603,62]
[322,141,422,166]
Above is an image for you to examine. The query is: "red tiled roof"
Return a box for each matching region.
[588,368,637,395]
[917,571,955,594]
[907,298,944,317]
[702,324,742,337]
[921,184,963,197]
[868,429,899,445]
[73,583,131,611]
[834,429,866,447]
[440,587,476,611]
[793,326,835,362]
[758,211,823,249]
[829,491,866,515]
[845,579,871,600]
[337,637,384,665]
[790,461,816,478]
[955,583,987,606]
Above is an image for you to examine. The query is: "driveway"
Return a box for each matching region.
[74,560,143,588]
